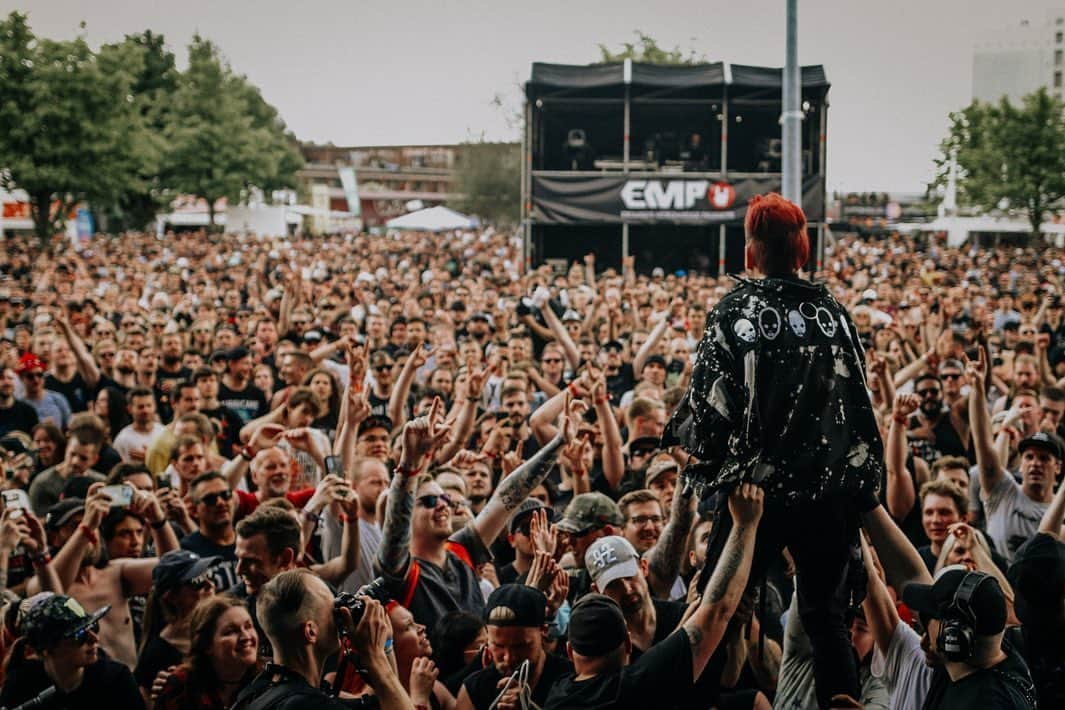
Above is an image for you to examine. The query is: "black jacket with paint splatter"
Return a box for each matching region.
[665,274,883,506]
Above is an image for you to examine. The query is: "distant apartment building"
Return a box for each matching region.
[973,9,1065,104]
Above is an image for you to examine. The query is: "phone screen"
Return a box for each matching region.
[325,456,344,478]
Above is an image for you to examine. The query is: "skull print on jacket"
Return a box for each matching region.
[664,274,884,506]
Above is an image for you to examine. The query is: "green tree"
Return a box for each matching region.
[0,13,147,245]
[597,31,705,65]
[454,141,521,225]
[934,88,1065,239]
[164,35,302,230]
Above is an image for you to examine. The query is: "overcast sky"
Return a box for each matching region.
[5,0,1059,192]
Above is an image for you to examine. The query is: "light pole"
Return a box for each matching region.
[782,0,802,205]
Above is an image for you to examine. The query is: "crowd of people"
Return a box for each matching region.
[0,206,1060,710]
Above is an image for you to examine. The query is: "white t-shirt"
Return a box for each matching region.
[982,473,1049,562]
[321,513,382,594]
[113,423,167,463]
[870,620,934,710]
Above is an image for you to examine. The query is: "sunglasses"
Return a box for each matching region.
[542,358,563,364]
[66,620,100,644]
[21,372,43,380]
[198,489,233,506]
[416,493,452,509]
[940,373,962,380]
[374,364,393,373]
[916,388,941,398]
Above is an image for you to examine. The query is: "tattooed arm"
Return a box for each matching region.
[473,434,565,548]
[646,483,697,599]
[681,483,763,681]
[375,400,450,579]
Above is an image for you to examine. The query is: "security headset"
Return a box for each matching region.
[938,571,991,663]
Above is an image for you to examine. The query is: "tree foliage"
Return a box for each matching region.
[0,12,148,244]
[934,88,1065,238]
[597,31,705,65]
[164,36,303,230]
[454,142,521,226]
[0,14,303,239]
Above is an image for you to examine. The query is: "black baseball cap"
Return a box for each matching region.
[45,498,85,530]
[507,498,555,534]
[902,566,1007,636]
[603,340,624,353]
[224,346,251,361]
[1017,431,1064,461]
[568,594,628,656]
[643,354,668,370]
[483,584,546,628]
[1007,533,1065,626]
[152,550,220,594]
[22,595,110,651]
[629,436,660,457]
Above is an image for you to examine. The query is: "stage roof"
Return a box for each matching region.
[526,61,829,99]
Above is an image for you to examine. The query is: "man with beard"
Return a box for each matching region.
[180,471,240,591]
[232,447,317,520]
[0,366,38,436]
[144,381,202,476]
[46,316,100,413]
[107,348,139,392]
[906,373,971,464]
[461,457,494,515]
[466,312,494,349]
[367,351,396,418]
[585,536,686,659]
[968,347,1058,560]
[156,332,191,404]
[193,367,243,458]
[29,425,104,516]
[500,385,539,459]
[320,456,389,592]
[0,595,143,709]
[270,350,314,410]
[556,493,626,603]
[455,585,573,710]
[112,387,165,464]
[219,346,268,424]
[28,482,179,669]
[377,397,579,632]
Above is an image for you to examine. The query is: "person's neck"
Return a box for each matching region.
[374,382,392,398]
[225,373,248,389]
[527,648,548,690]
[929,539,943,556]
[0,392,13,407]
[203,397,220,409]
[276,647,323,691]
[134,419,156,434]
[53,365,74,380]
[1023,483,1053,504]
[138,372,156,387]
[944,649,1007,681]
[627,597,657,650]
[44,657,86,694]
[513,550,532,574]
[411,535,447,567]
[204,523,236,546]
[358,506,377,526]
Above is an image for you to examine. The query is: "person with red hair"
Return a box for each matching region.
[665,193,885,708]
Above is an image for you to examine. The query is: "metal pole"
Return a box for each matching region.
[622,223,630,263]
[623,58,632,168]
[718,224,727,276]
[782,0,802,204]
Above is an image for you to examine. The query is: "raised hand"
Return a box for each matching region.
[893,392,920,419]
[400,397,450,468]
[409,658,439,705]
[345,388,371,425]
[728,483,764,527]
[963,344,987,385]
[528,508,557,557]
[250,423,286,452]
[560,392,588,444]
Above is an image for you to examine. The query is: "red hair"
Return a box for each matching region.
[744,193,810,274]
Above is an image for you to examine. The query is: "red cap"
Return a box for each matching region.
[16,353,46,374]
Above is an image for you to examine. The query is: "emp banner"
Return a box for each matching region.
[531,173,824,225]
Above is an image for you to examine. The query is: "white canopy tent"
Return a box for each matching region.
[386,205,478,232]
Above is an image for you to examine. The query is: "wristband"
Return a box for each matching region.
[338,513,349,524]
[483,450,498,460]
[239,445,256,461]
[892,412,909,425]
[150,519,168,530]
[78,524,98,545]
[394,464,421,479]
[568,382,581,398]
[302,509,321,524]
[594,396,608,404]
[30,552,51,567]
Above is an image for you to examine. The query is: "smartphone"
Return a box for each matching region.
[101,484,134,508]
[324,456,345,479]
[2,489,29,519]
[156,474,171,491]
[0,436,27,457]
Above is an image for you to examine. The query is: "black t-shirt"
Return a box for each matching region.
[0,400,38,436]
[921,641,1036,709]
[630,599,687,661]
[202,404,245,459]
[134,636,183,689]
[543,630,694,709]
[606,364,635,406]
[45,371,90,412]
[181,531,240,591]
[462,651,573,710]
[233,663,351,710]
[219,382,269,425]
[0,655,145,710]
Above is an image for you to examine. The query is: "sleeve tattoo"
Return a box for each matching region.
[494,435,565,511]
[376,473,415,577]
[704,524,749,606]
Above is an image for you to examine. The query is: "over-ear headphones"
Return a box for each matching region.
[937,571,990,662]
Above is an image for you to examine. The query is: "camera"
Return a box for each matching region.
[333,578,394,630]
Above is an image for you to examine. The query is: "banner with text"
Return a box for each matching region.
[531,173,824,225]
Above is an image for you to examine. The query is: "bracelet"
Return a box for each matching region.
[78,524,98,545]
[483,450,498,460]
[239,445,256,461]
[383,638,394,654]
[302,509,321,524]
[568,382,581,397]
[892,412,909,425]
[150,519,168,530]
[594,396,608,404]
[30,552,51,566]
[338,513,349,524]
[394,464,420,478]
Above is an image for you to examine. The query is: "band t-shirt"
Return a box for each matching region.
[218,382,268,424]
[180,531,239,592]
[982,474,1049,562]
[0,655,145,710]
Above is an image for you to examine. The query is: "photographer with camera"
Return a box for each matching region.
[234,568,411,709]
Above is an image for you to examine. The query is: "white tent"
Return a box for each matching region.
[386,205,478,232]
